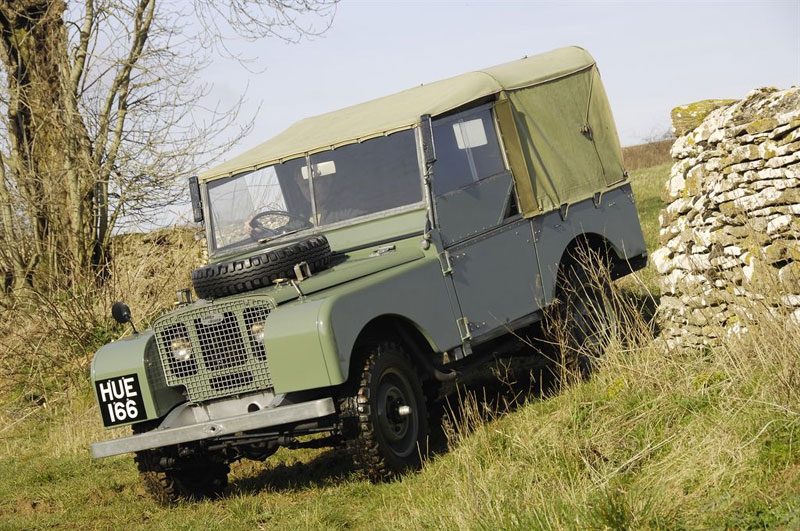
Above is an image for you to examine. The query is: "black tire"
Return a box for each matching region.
[132,423,229,505]
[342,342,429,481]
[562,264,617,379]
[191,235,331,299]
[554,258,617,379]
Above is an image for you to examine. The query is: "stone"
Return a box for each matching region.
[659,87,800,349]
[664,170,686,201]
[778,262,800,285]
[710,255,740,269]
[671,99,737,136]
[671,134,701,159]
[729,144,761,165]
[723,245,742,256]
[770,119,800,141]
[763,240,800,263]
[766,151,800,169]
[651,247,674,275]
[781,294,800,307]
[750,178,797,191]
[745,117,780,135]
[766,214,792,235]
[666,197,691,217]
[722,159,765,175]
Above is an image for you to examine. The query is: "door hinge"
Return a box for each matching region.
[439,250,453,276]
[456,317,471,341]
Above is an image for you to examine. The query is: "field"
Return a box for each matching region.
[1,157,799,530]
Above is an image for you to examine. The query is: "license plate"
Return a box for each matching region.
[95,374,147,427]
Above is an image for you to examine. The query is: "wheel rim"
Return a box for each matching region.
[375,368,418,458]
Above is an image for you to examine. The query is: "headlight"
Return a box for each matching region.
[250,322,265,343]
[170,337,192,361]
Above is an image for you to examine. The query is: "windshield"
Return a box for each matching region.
[206,129,423,255]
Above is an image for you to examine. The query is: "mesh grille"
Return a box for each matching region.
[154,299,274,402]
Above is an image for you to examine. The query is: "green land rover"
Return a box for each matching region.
[90,46,647,503]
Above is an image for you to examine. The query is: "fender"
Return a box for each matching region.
[532,183,648,304]
[90,330,184,425]
[262,253,460,393]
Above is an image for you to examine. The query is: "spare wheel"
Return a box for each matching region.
[191,235,332,299]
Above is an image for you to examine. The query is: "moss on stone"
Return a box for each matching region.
[746,117,780,135]
[671,99,737,136]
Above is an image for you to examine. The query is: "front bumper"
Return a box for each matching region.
[90,397,335,459]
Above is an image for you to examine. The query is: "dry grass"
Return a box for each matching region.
[2,159,799,528]
[0,227,203,401]
[623,139,674,172]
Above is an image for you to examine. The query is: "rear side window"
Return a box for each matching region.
[432,107,505,195]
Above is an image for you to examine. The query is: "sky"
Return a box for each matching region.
[204,0,800,160]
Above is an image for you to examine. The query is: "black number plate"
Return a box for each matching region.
[95,374,147,427]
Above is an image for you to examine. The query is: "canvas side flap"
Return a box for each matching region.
[587,67,627,186]
[494,96,538,216]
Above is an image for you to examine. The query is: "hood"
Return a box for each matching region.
[271,240,425,305]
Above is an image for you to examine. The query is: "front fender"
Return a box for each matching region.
[90,331,184,426]
[262,255,460,393]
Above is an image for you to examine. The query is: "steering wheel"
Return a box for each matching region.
[248,210,310,240]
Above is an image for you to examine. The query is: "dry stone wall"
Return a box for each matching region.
[654,87,800,349]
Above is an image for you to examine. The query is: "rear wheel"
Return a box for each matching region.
[343,342,429,481]
[553,256,617,379]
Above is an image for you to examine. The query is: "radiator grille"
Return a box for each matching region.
[154,299,274,402]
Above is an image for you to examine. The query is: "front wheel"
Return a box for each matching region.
[132,423,229,504]
[344,342,428,481]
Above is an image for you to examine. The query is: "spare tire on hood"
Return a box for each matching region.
[191,235,332,300]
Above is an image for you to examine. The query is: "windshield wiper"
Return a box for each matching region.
[257,227,308,245]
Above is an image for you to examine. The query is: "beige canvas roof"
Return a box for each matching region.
[199,46,595,182]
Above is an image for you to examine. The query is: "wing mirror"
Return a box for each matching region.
[112,301,138,334]
[188,175,204,223]
[420,114,436,165]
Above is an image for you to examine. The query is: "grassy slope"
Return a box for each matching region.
[2,163,799,530]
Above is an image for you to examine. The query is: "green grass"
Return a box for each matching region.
[626,162,670,295]
[3,161,800,529]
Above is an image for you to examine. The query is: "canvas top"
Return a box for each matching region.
[199,46,595,182]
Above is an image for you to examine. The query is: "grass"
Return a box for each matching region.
[2,159,799,529]
[622,139,673,172]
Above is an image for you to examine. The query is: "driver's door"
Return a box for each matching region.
[432,104,544,340]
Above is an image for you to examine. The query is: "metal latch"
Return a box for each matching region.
[456,317,471,341]
[369,244,396,257]
[293,261,312,281]
[439,250,453,276]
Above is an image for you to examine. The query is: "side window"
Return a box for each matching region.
[432,107,506,196]
[311,130,421,225]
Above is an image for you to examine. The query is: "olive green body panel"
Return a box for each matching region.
[532,183,647,305]
[320,253,459,380]
[262,240,460,393]
[447,217,544,338]
[261,299,335,393]
[435,172,515,246]
[90,331,184,424]
[322,208,426,252]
